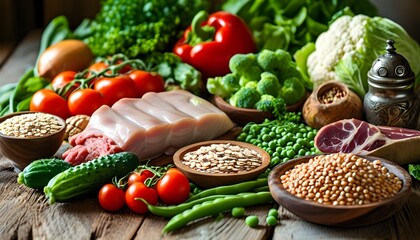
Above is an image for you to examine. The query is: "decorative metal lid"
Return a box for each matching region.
[368,39,414,86]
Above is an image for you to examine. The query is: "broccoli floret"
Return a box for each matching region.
[257,49,292,73]
[244,81,258,89]
[255,94,287,119]
[206,73,240,98]
[279,63,302,81]
[280,77,306,105]
[229,53,262,86]
[257,72,281,96]
[229,87,261,109]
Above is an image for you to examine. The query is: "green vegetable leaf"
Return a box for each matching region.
[409,164,420,180]
[9,68,49,112]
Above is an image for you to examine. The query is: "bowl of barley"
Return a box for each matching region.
[173,140,270,188]
[268,153,412,227]
[0,111,66,170]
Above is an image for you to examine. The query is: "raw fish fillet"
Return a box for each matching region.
[64,90,234,163]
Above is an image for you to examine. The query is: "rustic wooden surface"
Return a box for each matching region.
[1,30,420,240]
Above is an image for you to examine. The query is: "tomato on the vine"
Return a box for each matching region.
[30,89,71,119]
[125,182,158,214]
[93,75,138,106]
[51,71,79,98]
[98,183,125,212]
[88,62,109,75]
[156,168,190,205]
[128,70,165,97]
[68,88,106,116]
[127,170,155,187]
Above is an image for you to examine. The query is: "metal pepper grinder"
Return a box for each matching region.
[364,39,419,129]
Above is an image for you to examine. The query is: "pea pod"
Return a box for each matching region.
[143,194,229,218]
[186,178,268,202]
[162,191,273,234]
[144,189,269,218]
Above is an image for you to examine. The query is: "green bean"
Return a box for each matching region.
[142,194,230,218]
[162,191,273,234]
[185,178,268,202]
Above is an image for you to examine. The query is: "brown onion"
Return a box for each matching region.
[302,81,363,129]
[37,39,94,80]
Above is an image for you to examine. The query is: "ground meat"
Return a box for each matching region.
[62,134,122,165]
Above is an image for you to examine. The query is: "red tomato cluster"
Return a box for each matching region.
[30,61,165,119]
[98,168,190,213]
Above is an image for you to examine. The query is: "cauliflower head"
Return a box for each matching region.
[307,14,420,97]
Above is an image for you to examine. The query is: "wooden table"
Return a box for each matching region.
[1,31,420,240]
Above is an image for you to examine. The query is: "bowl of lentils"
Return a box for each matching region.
[0,111,66,170]
[268,153,412,227]
[173,140,270,188]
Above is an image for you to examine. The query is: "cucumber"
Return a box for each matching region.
[44,152,139,204]
[17,158,72,190]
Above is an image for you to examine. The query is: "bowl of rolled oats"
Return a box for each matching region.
[0,111,66,170]
[173,140,270,188]
[268,153,412,227]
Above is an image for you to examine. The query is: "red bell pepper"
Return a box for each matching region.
[173,11,256,78]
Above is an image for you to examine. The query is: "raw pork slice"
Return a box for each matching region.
[63,90,234,165]
[315,118,420,165]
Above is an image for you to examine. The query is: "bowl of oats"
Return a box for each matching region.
[173,140,270,188]
[0,111,66,170]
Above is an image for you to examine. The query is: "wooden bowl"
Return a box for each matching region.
[268,154,412,227]
[173,140,270,188]
[0,111,66,170]
[211,94,308,126]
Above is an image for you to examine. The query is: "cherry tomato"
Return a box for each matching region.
[88,62,109,75]
[68,89,106,116]
[30,89,71,119]
[127,170,155,186]
[98,183,125,212]
[51,71,78,98]
[128,70,165,97]
[94,75,138,106]
[125,182,158,214]
[115,59,133,74]
[156,169,190,205]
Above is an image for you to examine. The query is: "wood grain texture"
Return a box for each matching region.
[0,30,41,85]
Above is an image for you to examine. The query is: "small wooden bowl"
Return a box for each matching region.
[0,111,66,170]
[173,140,270,188]
[268,155,412,227]
[211,94,308,126]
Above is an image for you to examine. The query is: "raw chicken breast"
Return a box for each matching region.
[65,90,234,164]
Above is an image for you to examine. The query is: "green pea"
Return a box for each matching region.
[261,127,270,134]
[287,150,295,158]
[270,156,280,167]
[295,132,303,138]
[245,215,259,228]
[262,134,271,142]
[307,131,315,140]
[293,143,302,152]
[278,139,286,147]
[298,149,306,156]
[266,216,277,226]
[269,141,277,150]
[268,209,278,219]
[231,207,246,217]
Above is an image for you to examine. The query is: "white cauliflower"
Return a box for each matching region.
[306,14,420,97]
